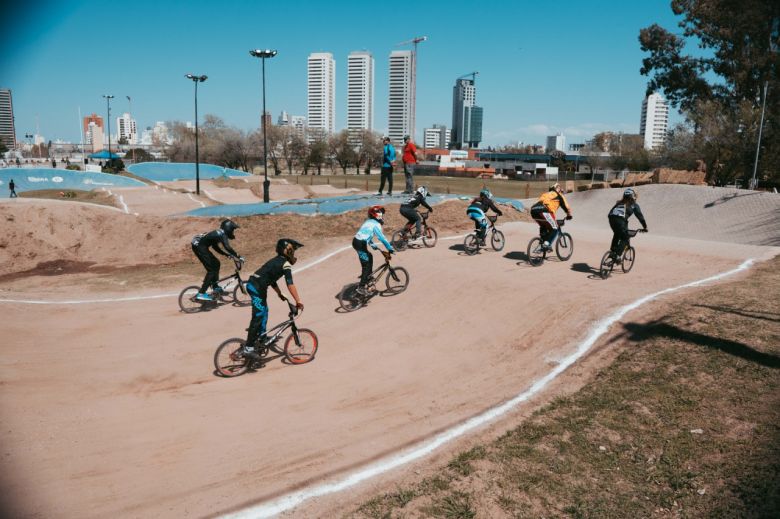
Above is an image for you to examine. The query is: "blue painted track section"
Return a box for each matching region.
[0,168,146,193]
[181,194,524,217]
[127,162,249,182]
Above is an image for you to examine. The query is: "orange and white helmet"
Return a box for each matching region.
[368,205,386,223]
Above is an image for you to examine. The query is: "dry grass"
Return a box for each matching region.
[19,189,119,208]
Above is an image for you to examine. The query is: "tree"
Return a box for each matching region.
[290,132,309,174]
[0,137,8,156]
[307,135,328,175]
[125,148,155,163]
[329,130,356,174]
[639,1,780,181]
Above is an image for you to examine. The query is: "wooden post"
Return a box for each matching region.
[344,178,347,188]
[365,179,368,191]
[327,176,330,185]
[525,183,530,198]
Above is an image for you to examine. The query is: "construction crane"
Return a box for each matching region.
[457,71,479,83]
[394,36,428,140]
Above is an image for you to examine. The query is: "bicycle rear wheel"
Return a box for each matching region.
[463,234,479,255]
[422,227,438,248]
[214,338,250,377]
[178,285,204,313]
[527,237,545,266]
[391,230,408,251]
[556,233,574,261]
[599,251,615,279]
[285,328,318,364]
[385,266,410,294]
[232,282,250,306]
[338,283,365,312]
[491,229,506,251]
[622,247,636,273]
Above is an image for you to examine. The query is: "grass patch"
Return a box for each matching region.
[348,256,780,518]
[19,188,118,208]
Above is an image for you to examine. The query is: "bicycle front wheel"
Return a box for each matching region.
[622,247,636,273]
[599,251,615,279]
[233,282,250,306]
[285,328,318,364]
[338,283,365,312]
[214,338,250,377]
[527,237,545,266]
[422,227,438,248]
[391,230,408,251]
[178,285,203,313]
[463,234,479,255]
[556,233,574,261]
[491,229,506,251]
[385,266,410,294]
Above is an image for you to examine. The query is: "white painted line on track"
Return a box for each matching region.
[188,193,206,207]
[220,258,755,519]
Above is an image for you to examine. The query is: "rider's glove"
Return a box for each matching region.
[643,228,648,232]
[239,256,246,262]
[566,214,573,220]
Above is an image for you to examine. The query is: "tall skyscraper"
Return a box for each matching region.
[0,89,17,149]
[347,51,374,143]
[116,112,137,144]
[307,52,335,139]
[388,50,413,144]
[424,125,451,149]
[451,77,483,149]
[640,92,669,150]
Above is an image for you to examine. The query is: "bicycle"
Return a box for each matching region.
[391,211,438,251]
[526,219,574,266]
[178,257,249,313]
[214,301,318,377]
[599,229,646,279]
[338,251,410,312]
[463,214,505,255]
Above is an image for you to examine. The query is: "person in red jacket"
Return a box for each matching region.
[402,135,418,194]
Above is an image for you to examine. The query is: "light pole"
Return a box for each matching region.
[250,49,277,203]
[102,95,114,169]
[185,74,207,195]
[25,133,35,159]
[750,81,768,190]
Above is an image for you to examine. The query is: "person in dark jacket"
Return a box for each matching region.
[608,188,648,258]
[190,219,242,302]
[9,178,17,198]
[399,186,433,238]
[467,188,502,244]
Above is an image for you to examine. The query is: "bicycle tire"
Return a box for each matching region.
[622,247,636,273]
[463,234,479,255]
[556,233,574,261]
[391,230,408,251]
[232,282,250,306]
[214,338,250,377]
[385,266,410,294]
[178,285,204,313]
[422,227,438,248]
[527,237,545,267]
[491,229,506,251]
[338,283,365,312]
[285,328,319,364]
[599,251,615,279]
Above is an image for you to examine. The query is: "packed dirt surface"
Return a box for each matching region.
[0,184,778,518]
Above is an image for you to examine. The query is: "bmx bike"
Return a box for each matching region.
[526,219,574,266]
[463,214,505,255]
[599,229,646,279]
[338,252,410,312]
[214,301,318,377]
[391,211,438,251]
[178,257,249,313]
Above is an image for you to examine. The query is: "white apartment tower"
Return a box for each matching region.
[546,134,566,152]
[388,50,413,145]
[307,52,335,138]
[424,125,451,149]
[0,89,16,149]
[116,112,137,144]
[640,92,669,150]
[347,51,374,142]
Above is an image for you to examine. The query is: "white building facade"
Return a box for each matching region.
[116,112,137,144]
[424,125,451,149]
[640,92,669,150]
[546,134,566,152]
[307,52,336,139]
[347,51,374,142]
[388,50,413,145]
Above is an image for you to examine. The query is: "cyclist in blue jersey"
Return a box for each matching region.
[353,205,395,295]
[467,188,503,245]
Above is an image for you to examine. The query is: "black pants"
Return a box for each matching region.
[378,166,393,194]
[192,245,220,293]
[352,237,373,287]
[609,216,629,255]
[400,204,421,234]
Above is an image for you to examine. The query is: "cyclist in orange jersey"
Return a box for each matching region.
[530,183,572,250]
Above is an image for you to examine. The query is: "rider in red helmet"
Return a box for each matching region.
[353,205,394,295]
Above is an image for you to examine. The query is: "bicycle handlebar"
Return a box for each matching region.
[287,301,302,318]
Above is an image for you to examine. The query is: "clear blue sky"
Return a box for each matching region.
[1,0,685,147]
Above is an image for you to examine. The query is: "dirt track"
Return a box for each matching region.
[0,185,778,518]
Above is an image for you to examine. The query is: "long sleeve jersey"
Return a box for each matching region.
[354,219,394,251]
[401,192,433,211]
[468,196,503,215]
[191,229,238,257]
[534,191,572,215]
[608,201,647,228]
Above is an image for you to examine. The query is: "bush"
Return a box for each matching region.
[102,158,125,174]
[66,164,81,171]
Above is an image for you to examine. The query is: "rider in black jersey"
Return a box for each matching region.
[399,186,433,238]
[191,219,242,302]
[608,188,648,258]
[242,238,304,361]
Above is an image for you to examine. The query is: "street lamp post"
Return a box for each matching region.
[750,81,768,191]
[250,49,277,203]
[102,95,114,168]
[185,74,208,195]
[25,133,34,159]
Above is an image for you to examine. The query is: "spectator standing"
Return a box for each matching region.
[378,137,396,196]
[402,135,418,194]
[9,178,17,198]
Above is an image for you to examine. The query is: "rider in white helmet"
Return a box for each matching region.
[399,185,433,238]
[607,188,648,258]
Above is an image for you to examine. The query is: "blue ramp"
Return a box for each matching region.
[0,168,146,193]
[128,162,250,182]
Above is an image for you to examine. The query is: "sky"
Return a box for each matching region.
[1,0,687,147]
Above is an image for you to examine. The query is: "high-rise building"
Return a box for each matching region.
[88,122,104,152]
[278,110,290,126]
[261,111,272,131]
[546,134,566,152]
[388,50,413,145]
[116,112,137,144]
[451,77,483,149]
[424,124,451,149]
[83,113,103,139]
[640,92,669,150]
[307,52,336,139]
[347,51,374,143]
[0,89,17,149]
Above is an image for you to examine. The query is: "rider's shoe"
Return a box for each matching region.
[356,285,370,296]
[241,345,262,361]
[542,241,552,251]
[211,286,226,296]
[196,292,214,302]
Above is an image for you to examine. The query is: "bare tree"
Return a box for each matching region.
[329,130,356,174]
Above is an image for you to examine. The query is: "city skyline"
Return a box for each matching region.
[1,1,687,147]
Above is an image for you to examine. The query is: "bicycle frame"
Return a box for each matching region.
[401,211,431,234]
[254,302,302,351]
[217,259,246,292]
